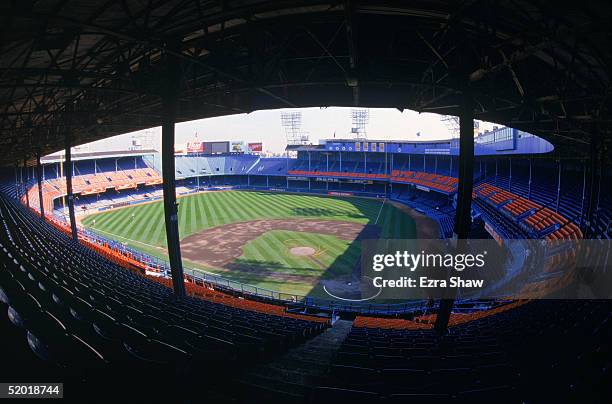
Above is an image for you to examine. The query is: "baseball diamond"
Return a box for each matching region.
[80,190,433,296]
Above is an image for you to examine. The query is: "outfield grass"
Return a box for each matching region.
[81,190,417,295]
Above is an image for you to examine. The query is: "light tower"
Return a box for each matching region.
[350,108,369,139]
[281,111,309,145]
[441,115,480,138]
[441,115,460,139]
[129,129,155,150]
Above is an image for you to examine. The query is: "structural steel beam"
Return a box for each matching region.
[23,157,30,208]
[435,91,474,334]
[161,51,186,298]
[584,125,601,238]
[36,153,45,221]
[64,130,78,241]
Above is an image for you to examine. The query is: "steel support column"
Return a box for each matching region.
[584,127,601,237]
[580,160,587,228]
[161,52,186,298]
[19,161,23,198]
[453,96,475,238]
[555,161,561,213]
[495,159,498,186]
[483,159,486,179]
[508,158,512,192]
[24,158,30,208]
[36,153,45,220]
[13,165,19,198]
[65,131,78,241]
[528,158,532,199]
[435,93,473,335]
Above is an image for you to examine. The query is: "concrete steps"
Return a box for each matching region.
[233,320,353,402]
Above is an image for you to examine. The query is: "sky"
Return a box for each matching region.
[64,107,498,155]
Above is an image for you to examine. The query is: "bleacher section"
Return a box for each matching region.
[251,157,291,176]
[175,155,259,178]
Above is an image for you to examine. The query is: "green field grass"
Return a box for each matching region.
[81,190,417,295]
[222,230,359,295]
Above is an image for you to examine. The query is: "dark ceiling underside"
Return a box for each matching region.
[1,0,611,165]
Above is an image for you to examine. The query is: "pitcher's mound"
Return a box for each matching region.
[290,246,316,256]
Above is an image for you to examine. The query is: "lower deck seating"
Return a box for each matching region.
[0,194,326,372]
[322,300,611,402]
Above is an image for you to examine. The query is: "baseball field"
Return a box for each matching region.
[80,190,423,296]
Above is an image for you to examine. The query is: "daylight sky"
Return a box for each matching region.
[68,107,498,155]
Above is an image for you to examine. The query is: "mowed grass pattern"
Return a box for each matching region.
[81,191,415,247]
[225,230,360,295]
[80,191,417,295]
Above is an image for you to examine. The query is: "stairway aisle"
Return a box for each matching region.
[233,319,353,403]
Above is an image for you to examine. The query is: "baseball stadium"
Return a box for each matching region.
[0,2,611,404]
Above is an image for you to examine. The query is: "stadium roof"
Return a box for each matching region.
[1,1,610,166]
[41,148,158,163]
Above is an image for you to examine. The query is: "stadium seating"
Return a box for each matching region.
[4,153,611,402]
[22,167,162,216]
[288,170,389,180]
[322,300,611,402]
[474,183,582,239]
[0,194,327,370]
[391,170,459,194]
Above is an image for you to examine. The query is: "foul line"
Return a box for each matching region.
[374,198,387,225]
[87,227,161,250]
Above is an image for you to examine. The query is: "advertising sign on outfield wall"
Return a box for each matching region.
[231,141,246,153]
[186,141,204,153]
[209,141,229,154]
[248,142,263,153]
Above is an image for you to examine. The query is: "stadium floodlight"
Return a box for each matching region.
[441,115,481,139]
[129,129,155,150]
[350,108,369,139]
[281,111,309,145]
[440,115,460,139]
